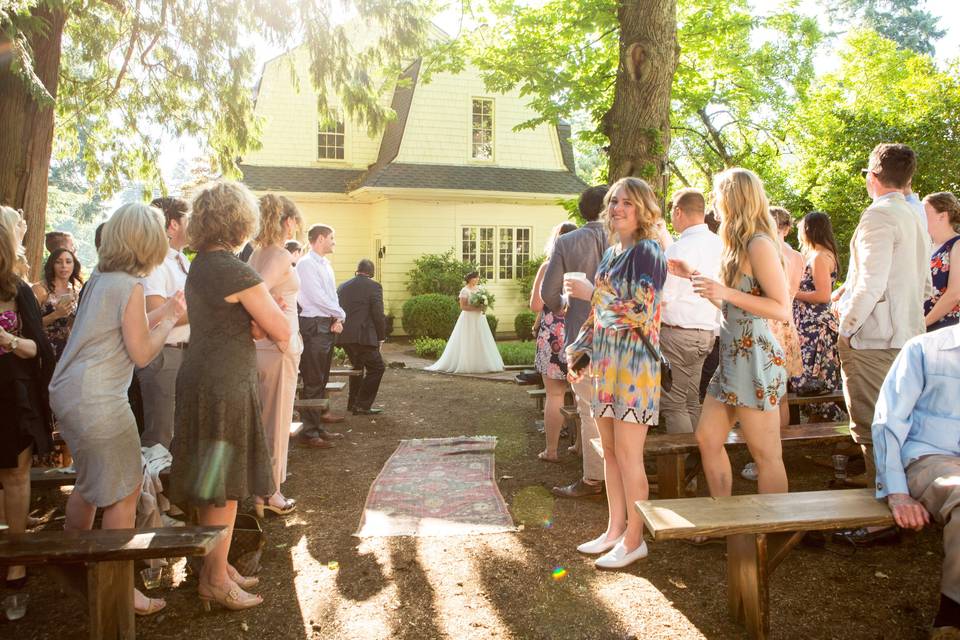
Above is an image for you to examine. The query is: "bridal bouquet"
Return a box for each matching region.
[469,287,495,311]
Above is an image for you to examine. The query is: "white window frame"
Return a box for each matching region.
[462,225,532,281]
[470,97,495,163]
[317,113,346,162]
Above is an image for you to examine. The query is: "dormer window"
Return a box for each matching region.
[471,98,494,161]
[317,117,345,160]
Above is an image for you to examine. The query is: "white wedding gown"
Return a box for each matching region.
[425,287,505,374]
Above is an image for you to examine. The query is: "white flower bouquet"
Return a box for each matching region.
[469,287,495,311]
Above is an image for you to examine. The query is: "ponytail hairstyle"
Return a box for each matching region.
[923,192,960,234]
[713,168,782,287]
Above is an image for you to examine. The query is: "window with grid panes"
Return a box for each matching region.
[317,118,345,160]
[471,98,494,160]
[463,226,531,281]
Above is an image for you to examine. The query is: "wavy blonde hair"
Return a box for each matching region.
[254,194,304,248]
[0,222,19,301]
[0,206,28,278]
[188,181,259,250]
[97,203,169,277]
[714,168,782,287]
[602,177,662,245]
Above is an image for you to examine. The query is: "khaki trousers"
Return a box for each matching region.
[257,346,301,487]
[659,326,716,434]
[838,341,898,484]
[571,377,603,483]
[907,455,960,602]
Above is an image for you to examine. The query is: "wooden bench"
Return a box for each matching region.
[636,489,892,639]
[590,422,852,499]
[785,389,845,406]
[513,369,541,386]
[27,468,171,492]
[329,368,362,377]
[293,398,330,412]
[527,387,575,411]
[0,526,227,639]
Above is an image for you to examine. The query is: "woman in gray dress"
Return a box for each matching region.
[49,203,186,616]
[168,181,290,612]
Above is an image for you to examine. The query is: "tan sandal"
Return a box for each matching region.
[538,451,560,463]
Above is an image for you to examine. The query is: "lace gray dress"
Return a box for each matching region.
[168,250,276,507]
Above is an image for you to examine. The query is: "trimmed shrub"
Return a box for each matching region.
[406,249,478,297]
[333,346,348,365]
[514,311,536,341]
[516,255,546,300]
[485,313,499,335]
[401,294,460,339]
[497,341,536,366]
[413,337,447,360]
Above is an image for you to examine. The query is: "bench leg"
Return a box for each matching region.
[727,533,769,640]
[86,560,135,640]
[656,454,686,499]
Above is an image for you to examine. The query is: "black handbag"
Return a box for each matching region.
[636,329,673,393]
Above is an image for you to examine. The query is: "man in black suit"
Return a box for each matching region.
[337,259,387,415]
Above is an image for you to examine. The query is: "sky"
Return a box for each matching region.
[154,1,960,189]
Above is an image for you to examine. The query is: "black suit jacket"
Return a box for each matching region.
[336,275,386,346]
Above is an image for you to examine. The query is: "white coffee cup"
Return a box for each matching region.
[563,271,587,283]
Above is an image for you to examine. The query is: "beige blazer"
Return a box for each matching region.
[840,192,932,350]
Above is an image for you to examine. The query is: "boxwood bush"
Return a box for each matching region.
[401,294,460,339]
[485,313,498,335]
[514,311,536,341]
[413,337,447,360]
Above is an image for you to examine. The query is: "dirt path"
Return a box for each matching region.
[11,369,942,639]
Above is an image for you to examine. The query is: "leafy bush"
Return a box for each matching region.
[413,337,447,360]
[333,346,348,365]
[485,313,498,335]
[401,294,460,339]
[497,341,536,366]
[406,249,478,297]
[516,255,546,300]
[514,311,536,341]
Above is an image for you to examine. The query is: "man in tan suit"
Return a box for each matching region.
[833,143,932,537]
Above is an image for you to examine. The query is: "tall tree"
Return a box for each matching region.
[1,1,434,277]
[825,0,945,56]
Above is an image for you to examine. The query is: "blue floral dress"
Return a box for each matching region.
[569,239,666,425]
[708,273,786,410]
[925,235,960,332]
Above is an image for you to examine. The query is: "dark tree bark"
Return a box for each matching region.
[0,6,67,280]
[602,0,678,193]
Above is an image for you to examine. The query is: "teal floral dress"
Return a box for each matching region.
[708,273,787,410]
[569,239,666,425]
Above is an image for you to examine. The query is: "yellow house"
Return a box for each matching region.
[240,46,587,333]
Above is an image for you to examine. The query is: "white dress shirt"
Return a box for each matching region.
[296,250,345,320]
[143,247,190,344]
[662,223,723,331]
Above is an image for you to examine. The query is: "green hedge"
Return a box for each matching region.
[485,314,498,335]
[497,341,536,366]
[401,294,460,339]
[413,337,447,360]
[514,311,536,341]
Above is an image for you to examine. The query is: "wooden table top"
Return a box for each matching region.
[637,489,893,540]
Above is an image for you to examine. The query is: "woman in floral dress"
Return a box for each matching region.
[792,211,845,421]
[567,177,666,570]
[922,192,960,332]
[669,168,790,499]
[529,221,577,462]
[32,248,84,361]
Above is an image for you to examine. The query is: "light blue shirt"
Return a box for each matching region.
[904,192,928,233]
[872,324,960,498]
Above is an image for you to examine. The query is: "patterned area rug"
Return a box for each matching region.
[355,436,516,537]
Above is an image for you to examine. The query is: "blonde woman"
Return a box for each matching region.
[567,177,667,569]
[249,194,303,517]
[49,203,186,615]
[167,181,290,612]
[669,168,791,499]
[529,221,577,462]
[0,206,29,277]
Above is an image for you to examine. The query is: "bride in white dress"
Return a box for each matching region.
[425,272,505,374]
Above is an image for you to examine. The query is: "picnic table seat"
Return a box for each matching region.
[785,388,845,406]
[0,526,227,639]
[590,422,852,499]
[527,387,575,411]
[636,489,893,639]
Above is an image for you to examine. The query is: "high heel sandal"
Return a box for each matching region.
[135,597,166,616]
[253,496,297,518]
[198,581,263,612]
[227,564,259,590]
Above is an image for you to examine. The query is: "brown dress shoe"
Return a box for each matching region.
[317,428,345,440]
[552,479,604,499]
[299,436,334,449]
[320,412,345,424]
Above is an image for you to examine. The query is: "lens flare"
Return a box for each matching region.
[551,567,567,581]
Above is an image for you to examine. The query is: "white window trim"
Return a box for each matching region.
[461,224,532,281]
[315,112,350,165]
[468,96,496,164]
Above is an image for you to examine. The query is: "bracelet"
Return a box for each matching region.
[9,336,20,352]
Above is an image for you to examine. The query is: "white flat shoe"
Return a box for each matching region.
[595,540,648,569]
[577,533,624,555]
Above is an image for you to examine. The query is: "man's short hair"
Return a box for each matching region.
[307,224,334,244]
[869,143,916,189]
[45,230,73,253]
[671,188,705,217]
[149,196,189,228]
[356,259,375,276]
[94,222,106,251]
[284,240,301,254]
[578,185,609,222]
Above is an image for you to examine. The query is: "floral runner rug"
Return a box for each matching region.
[355,436,516,537]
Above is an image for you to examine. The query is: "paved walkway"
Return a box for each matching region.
[380,341,524,383]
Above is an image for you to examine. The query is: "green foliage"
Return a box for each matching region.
[401,294,460,339]
[405,249,478,297]
[470,287,496,310]
[788,29,960,268]
[333,347,348,366]
[516,255,546,300]
[825,0,945,56]
[514,311,537,341]
[412,337,447,360]
[485,314,498,335]
[497,341,536,366]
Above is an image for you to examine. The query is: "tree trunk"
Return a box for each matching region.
[0,6,67,280]
[602,0,678,194]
